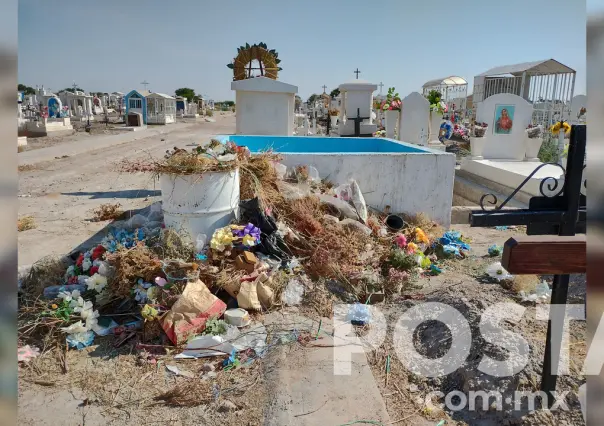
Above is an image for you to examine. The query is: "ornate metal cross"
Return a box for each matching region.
[469,124,586,403]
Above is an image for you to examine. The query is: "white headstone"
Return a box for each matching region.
[398,92,430,144]
[338,80,377,136]
[475,93,533,161]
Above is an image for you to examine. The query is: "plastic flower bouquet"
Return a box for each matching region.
[381,87,402,111]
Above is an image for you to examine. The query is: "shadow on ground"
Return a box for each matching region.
[62,190,161,199]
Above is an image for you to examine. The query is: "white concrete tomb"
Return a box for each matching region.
[231,77,298,136]
[338,80,377,136]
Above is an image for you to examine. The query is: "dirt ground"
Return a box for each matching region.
[18,118,586,425]
[19,113,219,152]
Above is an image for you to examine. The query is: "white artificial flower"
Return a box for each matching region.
[210,144,226,155]
[86,273,107,293]
[61,321,88,334]
[59,289,81,303]
[73,298,93,314]
[82,258,92,272]
[77,275,89,285]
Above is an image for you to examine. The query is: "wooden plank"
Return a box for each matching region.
[502,235,586,275]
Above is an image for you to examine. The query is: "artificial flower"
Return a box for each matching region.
[133,279,152,303]
[18,345,40,362]
[91,245,105,261]
[82,258,92,272]
[89,265,99,275]
[66,331,95,350]
[415,228,430,244]
[242,234,257,247]
[51,303,58,310]
[406,242,419,254]
[72,298,93,314]
[61,320,88,334]
[155,277,167,287]
[77,275,89,285]
[58,289,81,303]
[210,226,234,252]
[76,254,84,267]
[394,234,407,249]
[86,273,107,294]
[146,285,159,301]
[141,304,159,321]
[64,265,75,279]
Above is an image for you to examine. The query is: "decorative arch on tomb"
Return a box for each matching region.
[226,42,282,81]
[47,96,62,118]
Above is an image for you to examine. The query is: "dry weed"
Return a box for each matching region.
[148,228,195,261]
[18,164,37,172]
[154,381,213,407]
[505,274,540,295]
[105,244,163,297]
[92,203,123,221]
[18,216,36,232]
[19,256,68,299]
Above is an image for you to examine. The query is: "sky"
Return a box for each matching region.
[19,0,592,101]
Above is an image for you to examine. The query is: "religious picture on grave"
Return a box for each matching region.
[494,104,514,134]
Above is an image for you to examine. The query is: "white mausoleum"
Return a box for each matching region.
[231,77,298,135]
[146,93,177,124]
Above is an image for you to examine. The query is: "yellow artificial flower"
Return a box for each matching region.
[406,242,419,254]
[141,304,159,321]
[242,234,256,247]
[550,121,571,135]
[51,303,58,310]
[210,226,234,252]
[415,228,430,244]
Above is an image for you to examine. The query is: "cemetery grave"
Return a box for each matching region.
[18,48,587,424]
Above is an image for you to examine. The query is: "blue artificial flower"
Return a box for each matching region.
[66,330,95,350]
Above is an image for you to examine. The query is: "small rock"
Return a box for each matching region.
[323,214,339,224]
[161,138,165,141]
[203,363,215,372]
[217,400,238,413]
[408,384,419,393]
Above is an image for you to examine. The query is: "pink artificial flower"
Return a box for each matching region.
[394,234,407,248]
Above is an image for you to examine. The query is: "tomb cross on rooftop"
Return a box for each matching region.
[72,81,78,92]
[141,80,150,90]
[378,82,384,94]
[322,85,327,94]
[354,68,361,79]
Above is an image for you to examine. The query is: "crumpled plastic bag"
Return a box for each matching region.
[486,262,513,281]
[282,278,304,306]
[349,179,368,223]
[272,162,287,179]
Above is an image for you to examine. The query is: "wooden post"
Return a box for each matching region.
[502,235,586,274]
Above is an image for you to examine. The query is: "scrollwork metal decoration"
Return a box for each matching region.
[480,162,566,212]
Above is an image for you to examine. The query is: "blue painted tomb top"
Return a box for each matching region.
[218,135,431,154]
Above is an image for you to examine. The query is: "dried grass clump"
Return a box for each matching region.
[18,164,37,172]
[105,244,163,297]
[302,279,337,317]
[505,274,540,295]
[277,195,324,235]
[18,216,36,232]
[116,144,242,176]
[305,223,371,281]
[92,203,123,221]
[240,152,284,207]
[20,256,68,299]
[149,228,195,261]
[154,381,213,407]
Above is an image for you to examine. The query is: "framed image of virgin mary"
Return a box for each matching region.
[494,104,515,134]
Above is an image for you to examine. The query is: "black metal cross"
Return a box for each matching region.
[354,68,361,79]
[348,108,370,137]
[469,125,586,404]
[322,85,327,94]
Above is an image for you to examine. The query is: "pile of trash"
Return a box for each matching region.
[17,146,472,367]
